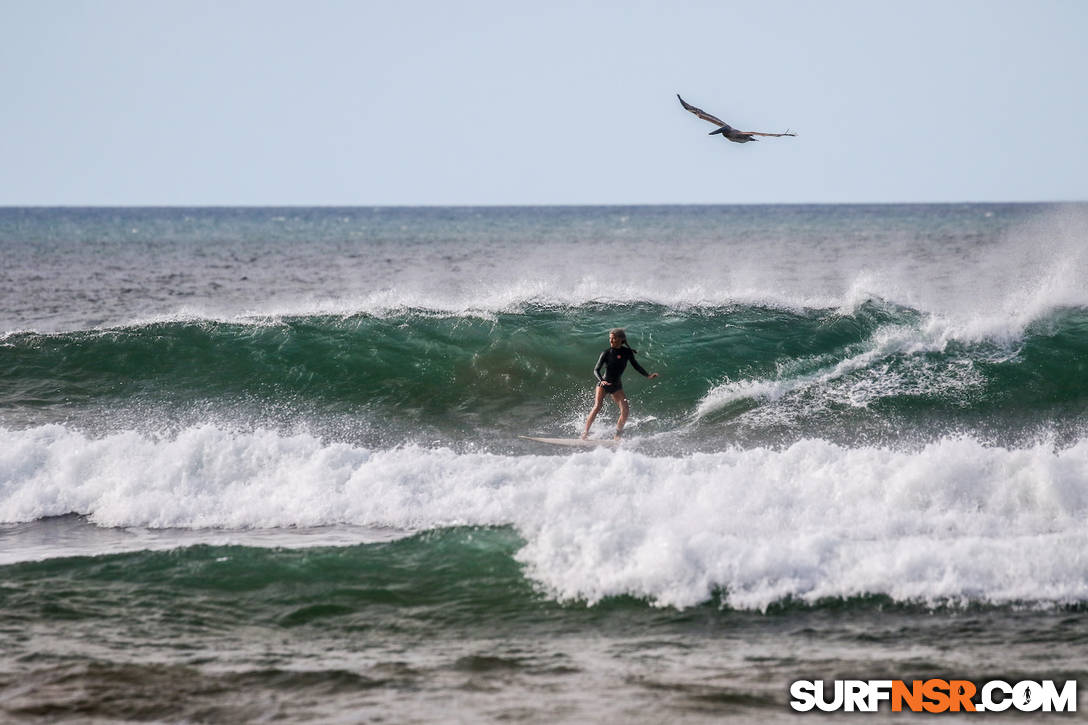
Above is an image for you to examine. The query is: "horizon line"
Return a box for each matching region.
[2,199,1086,210]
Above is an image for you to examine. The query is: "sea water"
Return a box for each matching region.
[1,205,1086,721]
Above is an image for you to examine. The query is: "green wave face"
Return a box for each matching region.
[0,528,532,628]
[2,302,1085,448]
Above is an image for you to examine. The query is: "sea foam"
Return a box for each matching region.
[2,424,1086,610]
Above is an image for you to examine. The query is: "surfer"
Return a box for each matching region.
[582,328,659,440]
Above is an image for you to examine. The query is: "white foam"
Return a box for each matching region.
[2,424,1087,610]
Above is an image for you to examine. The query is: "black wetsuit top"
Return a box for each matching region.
[593,346,649,390]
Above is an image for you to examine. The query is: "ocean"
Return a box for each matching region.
[1,205,1086,722]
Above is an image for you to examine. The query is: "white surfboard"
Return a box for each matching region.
[519,435,619,448]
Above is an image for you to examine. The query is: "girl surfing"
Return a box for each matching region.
[582,328,659,440]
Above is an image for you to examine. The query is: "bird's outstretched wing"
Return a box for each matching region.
[741,130,797,137]
[677,94,728,127]
[679,94,798,140]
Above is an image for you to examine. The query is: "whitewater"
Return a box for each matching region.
[3,423,1088,610]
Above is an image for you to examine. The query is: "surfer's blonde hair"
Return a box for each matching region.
[609,328,635,352]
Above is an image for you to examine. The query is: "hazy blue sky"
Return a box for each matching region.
[3,0,1087,205]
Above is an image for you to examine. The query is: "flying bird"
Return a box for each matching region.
[677,94,796,143]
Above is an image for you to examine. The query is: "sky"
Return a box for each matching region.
[2,0,1087,206]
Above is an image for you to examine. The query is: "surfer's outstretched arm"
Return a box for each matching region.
[629,352,659,379]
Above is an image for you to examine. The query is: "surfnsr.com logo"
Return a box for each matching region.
[790,679,1077,713]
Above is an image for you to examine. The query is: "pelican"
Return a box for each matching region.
[677,94,796,143]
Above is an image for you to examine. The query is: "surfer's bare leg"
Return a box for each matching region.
[613,390,629,439]
[582,384,608,439]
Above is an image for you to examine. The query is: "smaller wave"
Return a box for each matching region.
[0,515,407,566]
[1,285,849,336]
[693,307,1086,432]
[695,321,989,419]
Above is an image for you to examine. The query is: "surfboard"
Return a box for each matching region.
[519,436,619,448]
